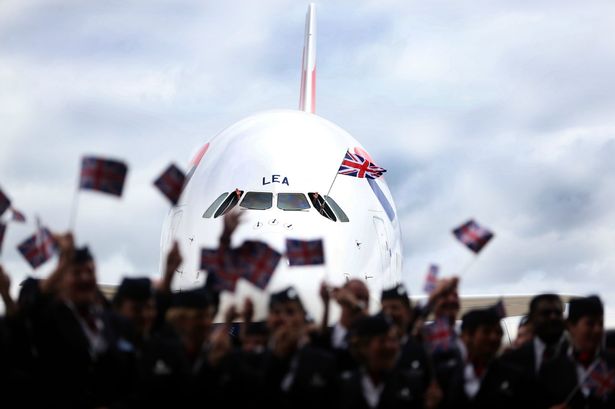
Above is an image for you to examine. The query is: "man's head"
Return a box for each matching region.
[461,307,503,363]
[113,277,156,336]
[63,247,97,307]
[567,295,604,354]
[166,287,217,350]
[380,283,412,334]
[350,314,400,374]
[528,294,564,344]
[344,279,370,311]
[242,321,269,354]
[267,287,306,332]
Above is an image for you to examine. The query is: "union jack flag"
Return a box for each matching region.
[153,163,186,205]
[286,239,325,266]
[79,156,128,197]
[0,223,5,254]
[452,219,494,254]
[200,248,239,292]
[337,150,386,179]
[17,226,58,269]
[10,207,26,223]
[201,241,281,291]
[0,187,10,217]
[424,318,455,354]
[423,264,439,294]
[238,241,281,290]
[585,360,615,400]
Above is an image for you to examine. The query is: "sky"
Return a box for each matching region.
[1,0,615,318]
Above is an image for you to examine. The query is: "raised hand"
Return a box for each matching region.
[160,241,182,293]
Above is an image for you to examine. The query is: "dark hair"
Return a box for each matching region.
[381,284,411,310]
[73,246,94,264]
[461,308,500,333]
[567,295,603,324]
[529,294,562,318]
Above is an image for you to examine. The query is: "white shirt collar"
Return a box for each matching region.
[332,322,348,349]
[361,370,385,408]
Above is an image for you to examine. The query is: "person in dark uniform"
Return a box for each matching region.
[313,279,369,372]
[380,283,442,409]
[435,305,534,409]
[22,233,136,409]
[501,294,568,376]
[339,313,424,409]
[113,276,192,409]
[261,286,338,409]
[541,295,615,409]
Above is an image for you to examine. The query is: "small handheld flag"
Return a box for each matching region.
[153,163,186,205]
[79,156,128,197]
[423,264,439,294]
[0,188,11,217]
[238,241,281,289]
[286,239,325,266]
[452,219,494,254]
[424,318,455,354]
[201,240,281,291]
[10,207,26,223]
[337,150,386,180]
[584,360,615,399]
[17,227,58,269]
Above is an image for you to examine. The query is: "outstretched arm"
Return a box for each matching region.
[40,232,74,295]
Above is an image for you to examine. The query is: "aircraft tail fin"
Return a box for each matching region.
[299,3,316,113]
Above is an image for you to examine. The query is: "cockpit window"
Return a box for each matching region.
[308,192,337,222]
[240,192,272,210]
[214,189,244,217]
[277,193,310,211]
[203,193,228,218]
[324,195,349,222]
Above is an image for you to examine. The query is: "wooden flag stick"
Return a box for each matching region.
[458,254,480,276]
[68,187,80,232]
[323,149,348,200]
[68,158,82,232]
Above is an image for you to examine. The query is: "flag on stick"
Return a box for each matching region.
[153,163,186,205]
[452,219,494,254]
[10,207,26,223]
[201,240,281,292]
[337,150,386,179]
[238,241,281,289]
[17,226,57,269]
[423,264,439,294]
[79,156,128,197]
[286,239,325,266]
[584,360,615,399]
[424,318,455,354]
[0,188,11,217]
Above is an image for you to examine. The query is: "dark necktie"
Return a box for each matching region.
[543,345,555,361]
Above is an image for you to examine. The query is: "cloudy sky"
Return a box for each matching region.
[1,0,615,316]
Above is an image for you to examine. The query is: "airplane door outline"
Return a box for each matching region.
[372,216,390,279]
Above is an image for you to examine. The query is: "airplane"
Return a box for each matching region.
[158,3,403,322]
[153,4,612,341]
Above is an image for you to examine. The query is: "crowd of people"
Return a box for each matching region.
[0,215,614,409]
